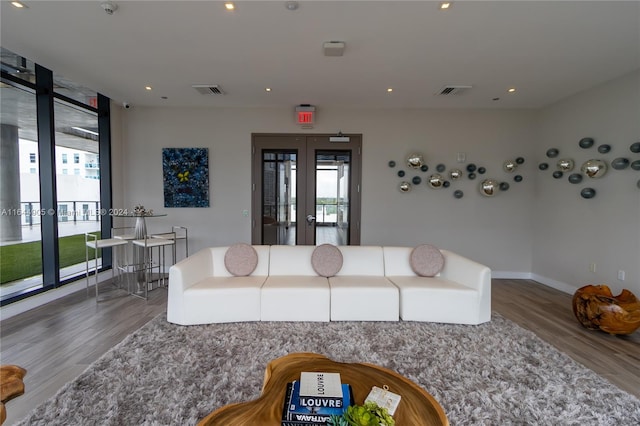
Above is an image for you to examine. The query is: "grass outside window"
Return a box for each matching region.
[0,232,101,284]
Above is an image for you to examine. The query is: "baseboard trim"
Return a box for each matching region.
[492,271,576,295]
[530,273,577,295]
[492,271,533,279]
[0,271,112,321]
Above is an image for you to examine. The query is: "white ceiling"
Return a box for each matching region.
[2,1,639,110]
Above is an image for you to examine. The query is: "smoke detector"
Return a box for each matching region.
[101,1,118,15]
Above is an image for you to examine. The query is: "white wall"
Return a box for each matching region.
[116,106,536,274]
[113,71,639,295]
[532,70,640,296]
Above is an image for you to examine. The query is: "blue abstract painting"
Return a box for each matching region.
[162,147,209,207]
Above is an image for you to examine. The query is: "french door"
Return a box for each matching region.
[251,134,362,246]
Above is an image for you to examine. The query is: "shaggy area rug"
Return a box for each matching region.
[18,313,640,425]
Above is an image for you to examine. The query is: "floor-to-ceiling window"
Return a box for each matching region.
[0,70,42,296]
[53,100,101,282]
[0,47,113,304]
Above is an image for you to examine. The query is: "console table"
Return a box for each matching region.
[197,352,448,426]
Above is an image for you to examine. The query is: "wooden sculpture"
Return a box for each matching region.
[0,365,27,425]
[572,284,640,335]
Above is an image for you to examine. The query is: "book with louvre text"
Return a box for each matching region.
[281,380,352,426]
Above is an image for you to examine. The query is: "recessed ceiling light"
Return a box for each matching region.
[161,96,168,100]
[508,87,516,93]
[439,2,452,10]
[11,1,27,8]
[387,88,393,93]
[145,86,153,91]
[265,88,272,92]
[225,2,235,11]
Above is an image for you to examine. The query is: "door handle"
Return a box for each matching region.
[306,214,316,224]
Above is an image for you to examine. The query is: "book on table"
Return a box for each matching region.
[281,378,353,426]
[299,372,343,401]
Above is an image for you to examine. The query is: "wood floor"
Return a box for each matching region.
[1,279,639,425]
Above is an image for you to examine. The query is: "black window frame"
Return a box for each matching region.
[0,54,114,306]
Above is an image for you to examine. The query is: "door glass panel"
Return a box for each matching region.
[262,151,296,245]
[315,151,350,245]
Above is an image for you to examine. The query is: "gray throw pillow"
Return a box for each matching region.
[224,243,258,276]
[409,244,445,277]
[311,244,343,277]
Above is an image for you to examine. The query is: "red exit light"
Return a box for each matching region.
[297,111,314,124]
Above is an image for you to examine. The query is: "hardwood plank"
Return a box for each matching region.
[492,279,640,399]
[0,283,167,425]
[0,279,638,426]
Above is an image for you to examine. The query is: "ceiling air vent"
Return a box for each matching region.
[436,85,472,96]
[192,84,225,95]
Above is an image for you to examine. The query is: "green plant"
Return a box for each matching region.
[328,401,395,426]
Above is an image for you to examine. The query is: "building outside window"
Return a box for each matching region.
[0,46,112,305]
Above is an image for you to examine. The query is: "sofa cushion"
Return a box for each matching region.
[335,246,384,276]
[224,243,258,276]
[311,244,343,277]
[261,275,331,321]
[329,276,399,321]
[410,244,445,277]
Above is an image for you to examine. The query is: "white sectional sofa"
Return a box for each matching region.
[167,244,491,326]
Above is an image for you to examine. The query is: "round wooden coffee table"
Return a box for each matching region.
[198,352,448,426]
